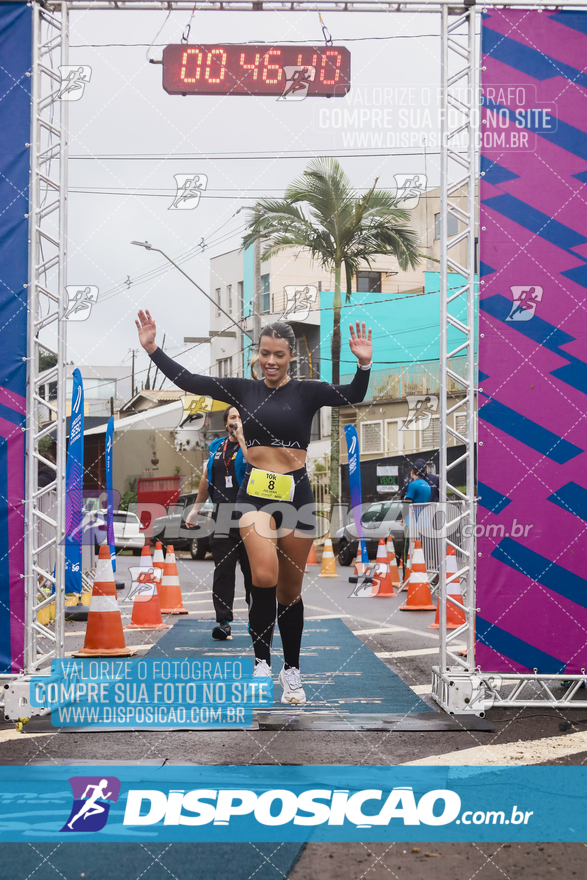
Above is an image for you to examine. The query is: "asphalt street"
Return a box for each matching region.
[3,551,587,765]
[1,552,586,878]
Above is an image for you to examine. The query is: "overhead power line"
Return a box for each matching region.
[70,35,441,48]
[98,223,247,302]
[69,148,444,161]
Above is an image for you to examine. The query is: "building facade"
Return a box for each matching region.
[65,364,133,430]
[204,184,476,497]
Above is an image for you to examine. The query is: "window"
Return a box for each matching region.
[401,426,419,454]
[360,420,383,453]
[422,416,440,449]
[227,284,233,314]
[382,503,403,522]
[237,281,244,318]
[310,410,320,442]
[434,212,459,239]
[261,274,270,313]
[215,287,221,316]
[455,414,468,440]
[362,502,385,524]
[356,271,382,293]
[217,357,232,378]
[385,420,399,454]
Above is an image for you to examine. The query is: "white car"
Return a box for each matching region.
[95,509,145,555]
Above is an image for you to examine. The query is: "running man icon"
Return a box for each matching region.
[64,285,99,321]
[401,394,439,431]
[279,66,316,101]
[67,780,112,829]
[169,174,208,210]
[506,285,543,322]
[393,173,427,209]
[57,66,92,101]
[61,776,120,833]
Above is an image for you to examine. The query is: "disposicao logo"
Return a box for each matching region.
[61,776,121,832]
[123,786,463,828]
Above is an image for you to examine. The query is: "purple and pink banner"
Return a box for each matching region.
[477,10,587,673]
[105,416,116,572]
[0,3,32,672]
[64,369,84,595]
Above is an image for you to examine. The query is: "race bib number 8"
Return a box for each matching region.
[246,469,295,502]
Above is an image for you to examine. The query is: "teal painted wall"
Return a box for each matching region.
[319,271,478,383]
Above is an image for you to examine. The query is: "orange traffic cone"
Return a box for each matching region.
[386,538,401,587]
[306,542,319,566]
[74,546,135,656]
[400,549,412,592]
[159,546,189,614]
[373,538,394,597]
[399,540,436,611]
[139,544,153,566]
[125,569,170,632]
[318,536,338,577]
[429,546,466,629]
[152,541,166,591]
[137,545,156,589]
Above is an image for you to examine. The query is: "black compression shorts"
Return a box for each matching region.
[235,465,317,535]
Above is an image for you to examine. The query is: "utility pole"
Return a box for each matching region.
[423,136,432,271]
[253,206,262,348]
[131,241,252,341]
[131,348,135,397]
[153,332,165,390]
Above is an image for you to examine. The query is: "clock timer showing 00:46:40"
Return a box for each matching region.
[162,44,351,97]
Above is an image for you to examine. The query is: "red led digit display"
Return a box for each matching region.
[162,45,350,96]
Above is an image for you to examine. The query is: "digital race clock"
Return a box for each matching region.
[162,44,351,97]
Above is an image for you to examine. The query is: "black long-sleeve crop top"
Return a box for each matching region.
[149,346,371,451]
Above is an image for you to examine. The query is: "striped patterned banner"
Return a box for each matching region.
[478,10,587,673]
[0,3,32,672]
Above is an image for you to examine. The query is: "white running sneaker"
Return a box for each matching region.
[279,666,307,705]
[253,659,272,678]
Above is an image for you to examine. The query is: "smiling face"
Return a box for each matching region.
[258,333,293,385]
[225,406,242,439]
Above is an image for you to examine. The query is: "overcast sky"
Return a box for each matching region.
[65,8,444,392]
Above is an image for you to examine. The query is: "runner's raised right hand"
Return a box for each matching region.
[135,309,157,353]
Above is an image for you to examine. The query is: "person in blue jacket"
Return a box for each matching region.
[188,405,252,640]
[401,460,432,568]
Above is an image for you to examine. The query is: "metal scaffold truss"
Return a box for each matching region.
[14,0,587,716]
[38,1,587,12]
[431,2,478,713]
[24,1,69,674]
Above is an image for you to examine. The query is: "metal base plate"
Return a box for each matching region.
[13,718,260,733]
[11,712,493,734]
[256,712,494,731]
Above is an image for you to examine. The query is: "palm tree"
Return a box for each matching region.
[242,157,421,510]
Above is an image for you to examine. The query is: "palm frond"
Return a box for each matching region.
[242,156,422,283]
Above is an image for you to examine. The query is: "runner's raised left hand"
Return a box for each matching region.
[349,321,372,366]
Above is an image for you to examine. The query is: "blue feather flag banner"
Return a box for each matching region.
[64,369,84,594]
[105,417,116,572]
[344,424,368,561]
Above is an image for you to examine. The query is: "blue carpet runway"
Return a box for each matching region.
[147,617,432,715]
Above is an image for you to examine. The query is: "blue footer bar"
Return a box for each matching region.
[0,766,584,842]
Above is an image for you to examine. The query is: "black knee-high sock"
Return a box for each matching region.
[277,598,304,670]
[248,585,277,664]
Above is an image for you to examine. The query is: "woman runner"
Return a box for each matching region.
[136,311,372,704]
